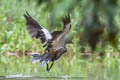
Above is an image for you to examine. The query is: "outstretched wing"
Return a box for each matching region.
[51,31,62,41]
[24,12,52,44]
[52,14,71,50]
[51,14,71,40]
[62,14,71,30]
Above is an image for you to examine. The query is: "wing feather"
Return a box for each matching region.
[51,14,71,50]
[24,12,52,44]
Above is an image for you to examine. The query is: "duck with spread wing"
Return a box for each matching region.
[24,12,72,72]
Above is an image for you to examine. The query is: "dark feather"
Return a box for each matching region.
[24,12,52,44]
[51,14,71,51]
[62,14,71,30]
[30,14,72,72]
[51,31,62,40]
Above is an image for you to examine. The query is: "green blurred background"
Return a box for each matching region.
[0,0,120,80]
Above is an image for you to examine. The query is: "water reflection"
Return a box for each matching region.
[0,75,92,80]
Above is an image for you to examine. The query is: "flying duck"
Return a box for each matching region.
[24,12,72,72]
[24,12,52,47]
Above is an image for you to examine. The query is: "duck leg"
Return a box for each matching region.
[46,63,49,72]
[46,61,54,72]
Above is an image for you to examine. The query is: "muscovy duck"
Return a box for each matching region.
[24,12,71,72]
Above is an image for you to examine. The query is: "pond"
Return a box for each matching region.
[0,75,93,80]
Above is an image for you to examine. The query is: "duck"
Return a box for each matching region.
[24,12,72,72]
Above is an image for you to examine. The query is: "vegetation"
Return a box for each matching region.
[0,0,120,80]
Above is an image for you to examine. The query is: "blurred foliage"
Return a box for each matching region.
[0,0,120,80]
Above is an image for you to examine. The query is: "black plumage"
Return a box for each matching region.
[24,12,52,46]
[24,12,72,72]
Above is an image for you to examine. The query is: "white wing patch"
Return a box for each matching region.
[41,28,52,40]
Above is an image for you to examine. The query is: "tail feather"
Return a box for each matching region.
[32,54,42,63]
[40,60,49,66]
[31,53,51,66]
[40,53,51,66]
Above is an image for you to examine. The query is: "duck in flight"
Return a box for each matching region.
[24,12,72,72]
